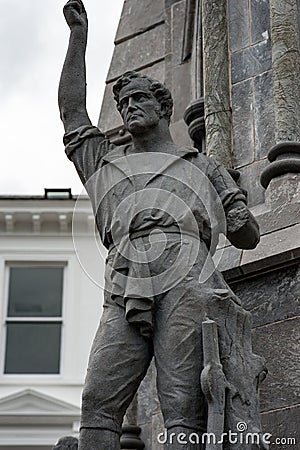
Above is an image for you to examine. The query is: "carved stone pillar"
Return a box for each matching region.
[120,425,145,449]
[261,1,300,191]
[184,97,205,152]
[201,0,232,167]
[183,0,205,152]
[184,0,234,165]
[260,142,300,189]
[121,394,145,449]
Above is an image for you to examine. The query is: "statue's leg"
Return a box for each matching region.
[153,279,207,450]
[79,293,153,450]
[79,428,119,450]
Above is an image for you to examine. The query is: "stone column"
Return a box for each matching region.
[201,0,232,167]
[184,98,205,152]
[183,0,206,153]
[121,395,145,449]
[120,425,145,449]
[261,0,300,190]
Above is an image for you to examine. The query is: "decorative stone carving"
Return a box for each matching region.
[260,142,300,188]
[120,425,145,449]
[183,98,205,151]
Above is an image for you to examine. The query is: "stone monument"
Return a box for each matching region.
[58,1,271,449]
[98,0,300,448]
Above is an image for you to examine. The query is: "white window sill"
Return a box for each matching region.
[0,375,84,386]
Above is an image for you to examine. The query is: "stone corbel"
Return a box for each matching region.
[184,97,205,151]
[260,142,300,189]
[120,425,145,449]
[32,214,41,233]
[5,214,14,233]
[121,393,145,449]
[58,214,68,233]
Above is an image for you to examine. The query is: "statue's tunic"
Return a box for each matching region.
[64,125,264,438]
[65,125,246,334]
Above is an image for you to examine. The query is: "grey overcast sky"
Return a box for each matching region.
[0,0,124,195]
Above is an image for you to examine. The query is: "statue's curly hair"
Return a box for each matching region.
[113,71,173,124]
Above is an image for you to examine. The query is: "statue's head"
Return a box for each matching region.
[113,71,173,134]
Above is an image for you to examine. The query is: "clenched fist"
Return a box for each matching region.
[63,0,88,30]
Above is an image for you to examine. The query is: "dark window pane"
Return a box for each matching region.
[8,267,63,317]
[4,322,61,374]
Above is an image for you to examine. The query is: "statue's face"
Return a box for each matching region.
[118,80,162,134]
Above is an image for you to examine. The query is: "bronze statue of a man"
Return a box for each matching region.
[59,1,266,449]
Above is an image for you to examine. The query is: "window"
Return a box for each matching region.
[4,265,64,375]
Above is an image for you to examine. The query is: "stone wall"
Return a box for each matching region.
[229,0,275,207]
[99,0,167,143]
[231,264,300,448]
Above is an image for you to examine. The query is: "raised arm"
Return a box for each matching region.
[58,0,92,132]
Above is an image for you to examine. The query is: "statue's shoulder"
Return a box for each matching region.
[102,142,133,162]
[182,146,216,171]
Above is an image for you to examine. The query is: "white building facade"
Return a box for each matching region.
[0,191,105,449]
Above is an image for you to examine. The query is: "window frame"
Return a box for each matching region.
[1,261,67,379]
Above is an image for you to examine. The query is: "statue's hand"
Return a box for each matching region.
[63,0,88,30]
[226,205,250,234]
[226,205,260,249]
